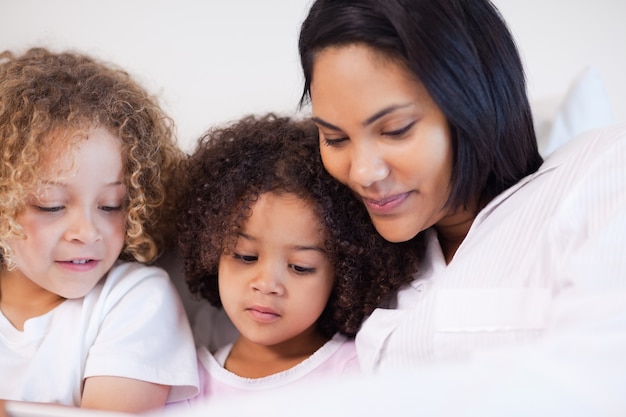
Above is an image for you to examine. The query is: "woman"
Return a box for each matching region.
[293,0,626,410]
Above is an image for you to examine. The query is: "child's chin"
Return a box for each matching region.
[58,284,98,299]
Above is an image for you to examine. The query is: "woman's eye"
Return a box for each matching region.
[382,121,416,137]
[320,129,348,147]
[233,253,258,263]
[322,136,348,147]
[290,264,315,274]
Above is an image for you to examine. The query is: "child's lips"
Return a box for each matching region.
[58,258,97,264]
[67,259,92,264]
[56,259,100,271]
[246,305,281,322]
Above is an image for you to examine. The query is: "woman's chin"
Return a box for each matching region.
[371,218,421,243]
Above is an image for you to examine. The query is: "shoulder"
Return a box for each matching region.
[540,123,626,172]
[313,334,359,373]
[89,261,177,307]
[106,261,169,280]
[103,261,171,289]
[491,123,626,210]
[532,123,626,208]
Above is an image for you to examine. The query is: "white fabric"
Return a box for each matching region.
[212,342,231,367]
[0,261,199,406]
[161,124,626,417]
[193,333,358,400]
[357,123,626,373]
[533,66,614,157]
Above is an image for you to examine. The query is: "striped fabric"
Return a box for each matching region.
[356,124,626,374]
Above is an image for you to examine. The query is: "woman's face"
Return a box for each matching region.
[310,44,455,242]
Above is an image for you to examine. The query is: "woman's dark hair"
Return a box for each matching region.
[299,0,543,209]
[176,114,423,338]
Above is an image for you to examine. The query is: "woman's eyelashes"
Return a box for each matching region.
[382,121,416,137]
[321,121,416,147]
[321,133,348,147]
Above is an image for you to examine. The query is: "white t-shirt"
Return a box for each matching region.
[193,333,358,400]
[0,261,199,406]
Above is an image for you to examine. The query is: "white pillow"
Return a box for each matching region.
[532,67,614,157]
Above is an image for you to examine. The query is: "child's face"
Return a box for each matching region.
[218,192,334,348]
[5,127,126,299]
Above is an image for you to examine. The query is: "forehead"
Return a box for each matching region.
[39,127,123,180]
[243,192,325,239]
[312,44,414,85]
[310,45,430,123]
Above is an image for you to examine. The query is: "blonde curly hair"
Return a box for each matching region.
[0,47,182,267]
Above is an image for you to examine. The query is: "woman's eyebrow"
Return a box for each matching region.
[311,116,341,131]
[363,103,413,126]
[312,103,413,130]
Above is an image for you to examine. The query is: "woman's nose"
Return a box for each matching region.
[349,141,389,188]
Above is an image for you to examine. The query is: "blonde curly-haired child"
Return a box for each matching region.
[0,48,198,412]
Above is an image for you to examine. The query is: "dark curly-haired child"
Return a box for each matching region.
[0,48,198,412]
[176,113,422,399]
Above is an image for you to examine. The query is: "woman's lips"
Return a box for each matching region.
[362,192,410,214]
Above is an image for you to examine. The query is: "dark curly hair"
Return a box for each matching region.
[176,114,424,338]
[0,48,182,267]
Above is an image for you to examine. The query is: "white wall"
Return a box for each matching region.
[1,0,624,151]
[494,0,626,126]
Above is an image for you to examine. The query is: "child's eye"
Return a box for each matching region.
[99,205,122,212]
[290,264,316,274]
[34,205,64,213]
[232,253,258,263]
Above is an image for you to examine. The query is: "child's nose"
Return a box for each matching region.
[251,264,285,296]
[64,210,102,244]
